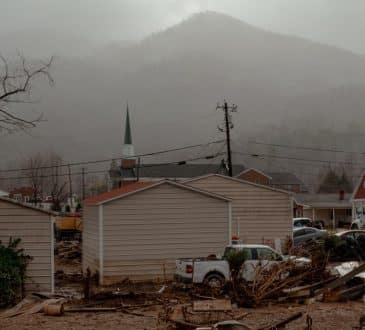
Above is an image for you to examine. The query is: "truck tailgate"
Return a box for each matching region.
[175,258,193,280]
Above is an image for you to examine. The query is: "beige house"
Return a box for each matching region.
[0,197,55,292]
[185,174,293,252]
[82,180,231,284]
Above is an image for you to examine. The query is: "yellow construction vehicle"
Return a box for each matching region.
[55,213,82,241]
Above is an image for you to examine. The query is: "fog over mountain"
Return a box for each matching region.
[2,12,365,187]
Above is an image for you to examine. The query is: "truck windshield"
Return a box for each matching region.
[223,247,252,259]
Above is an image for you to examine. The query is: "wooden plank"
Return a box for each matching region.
[192,299,232,312]
[318,263,365,293]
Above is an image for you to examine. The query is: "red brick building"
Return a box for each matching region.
[236,168,306,193]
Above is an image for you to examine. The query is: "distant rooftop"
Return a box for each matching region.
[267,171,305,186]
[119,163,245,180]
[295,192,351,208]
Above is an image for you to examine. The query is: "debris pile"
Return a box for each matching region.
[55,240,81,260]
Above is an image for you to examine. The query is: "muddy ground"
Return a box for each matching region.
[1,300,365,329]
[2,243,365,329]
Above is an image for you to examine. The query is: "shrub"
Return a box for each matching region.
[0,238,32,307]
[225,249,248,285]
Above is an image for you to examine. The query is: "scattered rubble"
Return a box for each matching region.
[55,240,81,260]
[3,240,365,329]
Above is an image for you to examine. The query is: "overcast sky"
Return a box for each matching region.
[1,0,365,56]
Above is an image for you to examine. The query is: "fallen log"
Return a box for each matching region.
[65,307,117,312]
[120,302,163,309]
[322,283,365,302]
[120,309,155,318]
[191,294,217,300]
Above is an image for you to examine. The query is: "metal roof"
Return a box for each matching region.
[83,179,232,206]
[295,193,352,208]
[0,197,57,216]
[120,163,245,179]
[184,174,293,195]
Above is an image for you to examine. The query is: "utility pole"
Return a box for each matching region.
[81,167,86,200]
[217,100,237,177]
[67,164,73,209]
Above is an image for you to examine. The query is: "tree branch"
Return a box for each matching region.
[0,54,53,133]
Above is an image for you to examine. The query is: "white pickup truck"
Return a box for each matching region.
[175,244,310,288]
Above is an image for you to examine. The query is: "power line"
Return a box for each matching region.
[249,141,365,155]
[240,151,363,180]
[233,150,365,169]
[0,139,224,174]
[0,152,225,181]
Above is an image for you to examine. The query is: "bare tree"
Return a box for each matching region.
[22,151,68,209]
[0,54,53,133]
[47,152,68,211]
[23,153,46,205]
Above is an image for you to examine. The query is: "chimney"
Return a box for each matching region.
[339,190,345,201]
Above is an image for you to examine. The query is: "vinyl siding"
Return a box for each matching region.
[101,183,229,283]
[82,205,99,274]
[187,176,292,247]
[0,200,52,292]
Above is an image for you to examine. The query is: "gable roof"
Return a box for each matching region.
[295,192,351,208]
[82,179,231,206]
[120,163,245,180]
[236,168,272,179]
[0,196,56,216]
[352,172,365,200]
[82,181,155,206]
[236,168,305,188]
[184,174,293,195]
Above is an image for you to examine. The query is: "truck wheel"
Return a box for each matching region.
[203,273,225,289]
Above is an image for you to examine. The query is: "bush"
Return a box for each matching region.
[0,238,32,307]
[225,249,248,285]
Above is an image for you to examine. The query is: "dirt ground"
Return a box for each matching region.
[2,243,365,329]
[1,300,365,330]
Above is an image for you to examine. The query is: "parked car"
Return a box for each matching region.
[293,227,328,246]
[293,217,324,229]
[335,230,365,252]
[293,217,312,228]
[336,230,365,241]
[329,230,365,262]
[175,244,310,288]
